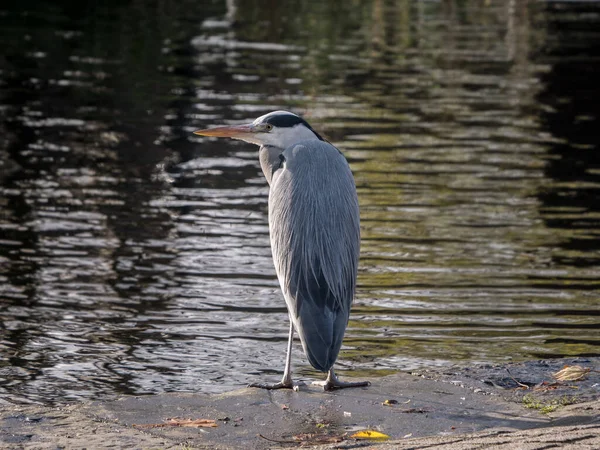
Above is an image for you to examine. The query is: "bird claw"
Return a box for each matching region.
[313,369,371,391]
[312,379,371,391]
[248,380,295,390]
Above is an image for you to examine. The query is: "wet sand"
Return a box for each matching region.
[2,358,598,449]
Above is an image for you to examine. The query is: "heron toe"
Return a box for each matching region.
[312,369,370,391]
[248,380,297,390]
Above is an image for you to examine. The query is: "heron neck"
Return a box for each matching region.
[259,145,283,185]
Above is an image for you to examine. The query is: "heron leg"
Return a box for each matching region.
[248,321,295,390]
[312,368,370,391]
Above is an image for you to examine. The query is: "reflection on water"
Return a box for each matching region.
[1,0,599,404]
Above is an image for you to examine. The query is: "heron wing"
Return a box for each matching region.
[269,140,360,372]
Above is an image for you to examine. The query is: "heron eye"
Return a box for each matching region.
[264,124,273,132]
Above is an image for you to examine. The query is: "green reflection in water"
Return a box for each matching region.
[0,0,598,402]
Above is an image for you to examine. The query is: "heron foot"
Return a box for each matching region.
[312,369,371,391]
[248,380,295,390]
[312,379,370,390]
[249,375,306,390]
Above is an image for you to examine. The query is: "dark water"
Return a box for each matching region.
[1,0,599,404]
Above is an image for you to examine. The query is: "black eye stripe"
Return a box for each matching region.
[265,114,304,128]
[262,113,325,141]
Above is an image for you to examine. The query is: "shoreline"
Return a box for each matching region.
[2,357,598,449]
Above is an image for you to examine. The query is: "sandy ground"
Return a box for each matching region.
[2,358,599,449]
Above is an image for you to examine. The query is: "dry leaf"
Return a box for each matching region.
[133,418,217,429]
[553,365,591,382]
[350,430,390,440]
[173,418,218,428]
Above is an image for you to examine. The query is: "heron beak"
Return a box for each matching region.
[193,124,254,138]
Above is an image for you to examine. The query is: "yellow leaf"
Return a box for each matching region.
[552,365,591,382]
[382,399,398,406]
[350,430,390,440]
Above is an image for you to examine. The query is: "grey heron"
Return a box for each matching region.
[194,111,369,390]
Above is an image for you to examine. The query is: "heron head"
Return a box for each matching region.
[193,110,324,149]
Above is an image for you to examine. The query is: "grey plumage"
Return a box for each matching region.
[194,111,368,390]
[269,140,360,371]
